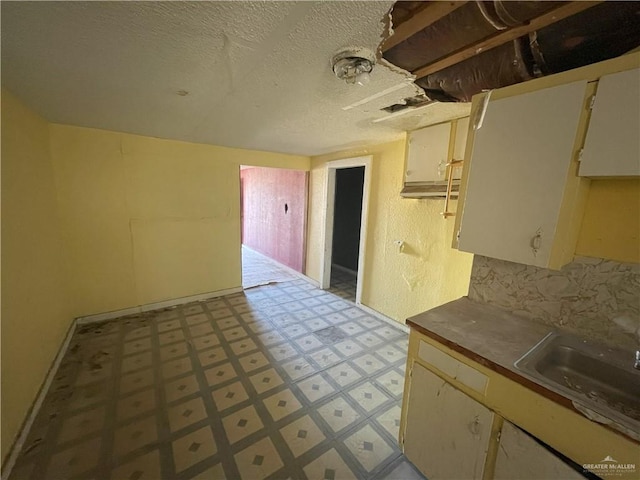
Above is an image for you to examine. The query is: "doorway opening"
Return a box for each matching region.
[240,166,308,288]
[320,156,372,305]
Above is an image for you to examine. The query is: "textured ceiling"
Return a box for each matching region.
[1,1,469,156]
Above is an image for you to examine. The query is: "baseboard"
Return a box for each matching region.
[356,303,409,333]
[1,320,78,480]
[76,287,243,325]
[242,245,319,288]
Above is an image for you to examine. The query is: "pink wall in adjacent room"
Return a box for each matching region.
[240,167,308,273]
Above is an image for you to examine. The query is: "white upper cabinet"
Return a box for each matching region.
[406,122,451,183]
[457,81,588,268]
[402,118,470,199]
[579,67,640,177]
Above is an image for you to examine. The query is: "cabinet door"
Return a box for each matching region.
[458,81,587,267]
[579,68,640,177]
[404,363,494,480]
[406,122,451,183]
[495,421,584,480]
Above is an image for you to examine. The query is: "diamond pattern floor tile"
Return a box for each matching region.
[165,374,201,403]
[317,395,363,434]
[6,248,424,480]
[113,415,158,458]
[262,389,303,422]
[205,363,238,387]
[248,368,284,394]
[46,437,102,479]
[221,405,264,445]
[168,397,208,432]
[117,388,156,421]
[376,405,403,441]
[303,448,356,480]
[279,415,325,457]
[212,380,250,412]
[234,437,284,480]
[297,374,336,403]
[347,382,390,413]
[110,449,162,480]
[344,424,396,473]
[172,426,217,473]
[56,406,105,444]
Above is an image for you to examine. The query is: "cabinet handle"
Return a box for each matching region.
[468,415,481,436]
[530,228,543,256]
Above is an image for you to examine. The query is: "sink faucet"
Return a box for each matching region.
[635,351,640,370]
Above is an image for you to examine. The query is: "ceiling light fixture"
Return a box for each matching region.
[332,49,375,86]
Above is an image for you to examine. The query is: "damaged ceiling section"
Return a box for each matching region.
[382,1,640,103]
[2,1,639,155]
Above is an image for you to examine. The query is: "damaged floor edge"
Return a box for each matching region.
[76,288,245,326]
[2,320,78,480]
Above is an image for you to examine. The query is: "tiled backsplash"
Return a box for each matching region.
[469,255,640,349]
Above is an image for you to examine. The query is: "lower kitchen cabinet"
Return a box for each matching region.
[399,335,606,480]
[402,309,639,480]
[494,421,584,480]
[403,362,494,480]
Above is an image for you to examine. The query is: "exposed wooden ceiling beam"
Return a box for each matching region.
[382,1,468,52]
[412,1,603,80]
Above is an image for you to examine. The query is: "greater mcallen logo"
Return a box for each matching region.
[583,456,637,476]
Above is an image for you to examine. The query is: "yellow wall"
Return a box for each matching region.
[1,91,73,461]
[576,179,640,263]
[307,139,474,323]
[49,124,309,317]
[1,94,308,464]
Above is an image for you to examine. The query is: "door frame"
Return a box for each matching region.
[320,156,372,305]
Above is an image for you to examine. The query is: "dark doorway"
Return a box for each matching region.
[329,166,364,302]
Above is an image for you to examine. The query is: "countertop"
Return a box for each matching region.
[407,296,550,372]
[406,296,639,442]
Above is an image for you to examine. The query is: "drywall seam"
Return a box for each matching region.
[121,133,141,307]
[76,287,244,325]
[1,321,78,480]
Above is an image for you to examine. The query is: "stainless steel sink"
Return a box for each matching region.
[515,332,640,432]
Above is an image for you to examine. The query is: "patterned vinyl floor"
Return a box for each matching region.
[328,268,357,304]
[8,256,426,480]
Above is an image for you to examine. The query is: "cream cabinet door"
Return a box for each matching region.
[458,81,587,267]
[404,363,494,480]
[495,421,584,480]
[406,122,451,183]
[579,67,640,177]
